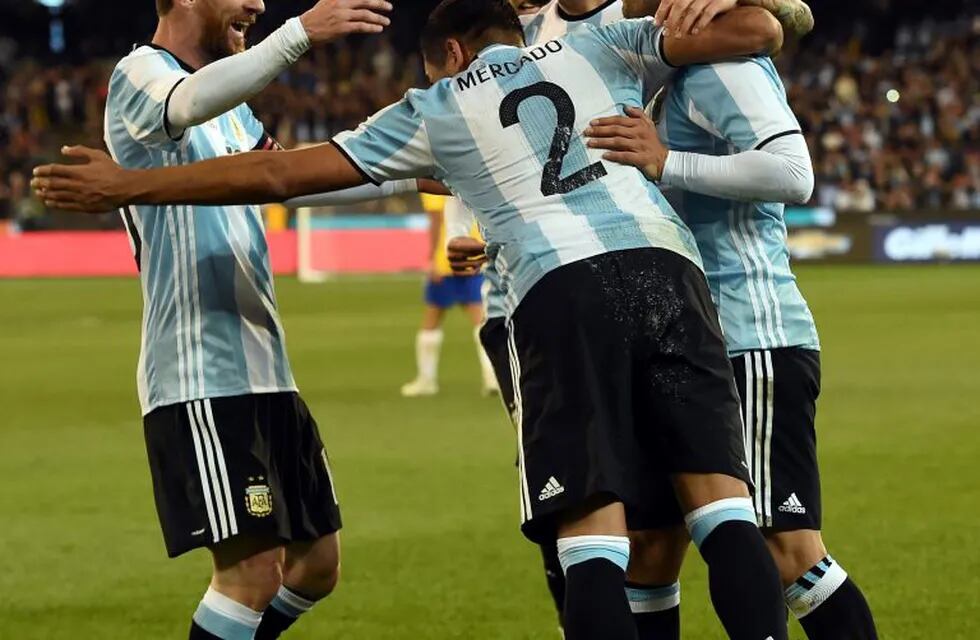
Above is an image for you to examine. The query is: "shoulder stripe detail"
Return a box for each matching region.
[162,78,187,142]
[755,129,802,151]
[330,139,381,186]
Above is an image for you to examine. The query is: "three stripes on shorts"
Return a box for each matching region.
[185,399,238,543]
[742,351,774,527]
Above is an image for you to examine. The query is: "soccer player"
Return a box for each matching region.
[401,194,499,397]
[583,12,880,637]
[448,0,816,633]
[67,1,392,639]
[35,2,795,638]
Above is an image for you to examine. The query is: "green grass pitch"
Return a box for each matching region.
[1,265,978,639]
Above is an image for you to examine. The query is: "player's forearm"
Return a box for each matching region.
[663,7,783,66]
[662,135,813,204]
[738,0,814,38]
[120,144,365,206]
[284,179,417,208]
[166,18,310,132]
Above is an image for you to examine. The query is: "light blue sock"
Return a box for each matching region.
[625,582,681,613]
[684,497,757,549]
[268,586,316,619]
[556,534,631,573]
[192,587,262,640]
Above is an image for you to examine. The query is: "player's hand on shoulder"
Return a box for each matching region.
[586,107,669,182]
[31,146,126,214]
[655,0,738,37]
[447,237,488,276]
[301,0,393,43]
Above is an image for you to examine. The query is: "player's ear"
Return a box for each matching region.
[444,38,467,75]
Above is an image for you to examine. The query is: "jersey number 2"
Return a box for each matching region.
[499,81,607,196]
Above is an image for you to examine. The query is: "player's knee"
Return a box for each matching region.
[627,526,689,585]
[296,557,341,599]
[672,472,751,514]
[286,536,342,600]
[239,549,286,604]
[212,542,285,610]
[764,529,827,587]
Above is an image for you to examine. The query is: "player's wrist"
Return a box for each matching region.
[284,16,312,56]
[642,148,669,182]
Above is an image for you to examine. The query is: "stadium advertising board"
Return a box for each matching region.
[874,223,980,263]
[788,211,980,264]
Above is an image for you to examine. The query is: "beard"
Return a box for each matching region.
[199,0,246,61]
[202,20,241,60]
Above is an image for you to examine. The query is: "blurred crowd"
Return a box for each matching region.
[781,16,980,211]
[1,11,978,226]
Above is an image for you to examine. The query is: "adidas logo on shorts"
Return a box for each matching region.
[538,477,565,501]
[778,493,807,514]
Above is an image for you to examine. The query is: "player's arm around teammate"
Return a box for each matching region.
[650,0,813,39]
[32,5,787,211]
[586,56,880,640]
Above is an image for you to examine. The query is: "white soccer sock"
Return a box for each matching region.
[415,329,443,382]
[784,555,849,618]
[474,327,498,389]
[193,587,262,640]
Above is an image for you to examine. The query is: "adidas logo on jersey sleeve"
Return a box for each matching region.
[538,477,565,501]
[778,493,807,514]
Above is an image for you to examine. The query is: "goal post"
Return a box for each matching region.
[296,207,330,283]
[294,208,431,281]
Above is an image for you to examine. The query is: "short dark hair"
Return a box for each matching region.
[421,0,524,66]
[156,0,173,16]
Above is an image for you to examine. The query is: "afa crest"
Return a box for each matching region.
[245,480,273,518]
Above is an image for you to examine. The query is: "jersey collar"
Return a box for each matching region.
[556,0,619,22]
[145,43,197,73]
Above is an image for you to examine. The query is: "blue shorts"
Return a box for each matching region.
[425,274,484,308]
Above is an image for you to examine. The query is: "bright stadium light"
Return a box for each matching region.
[35,0,68,54]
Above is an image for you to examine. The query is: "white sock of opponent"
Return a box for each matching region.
[415,329,443,383]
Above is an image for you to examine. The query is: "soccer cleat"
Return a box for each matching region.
[400,378,439,397]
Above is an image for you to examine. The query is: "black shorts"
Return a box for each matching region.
[509,248,750,543]
[144,393,342,557]
[732,348,822,532]
[480,316,517,425]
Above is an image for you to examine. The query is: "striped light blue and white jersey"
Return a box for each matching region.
[522,0,624,46]
[336,20,700,315]
[658,57,820,355]
[480,0,627,319]
[104,45,296,415]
